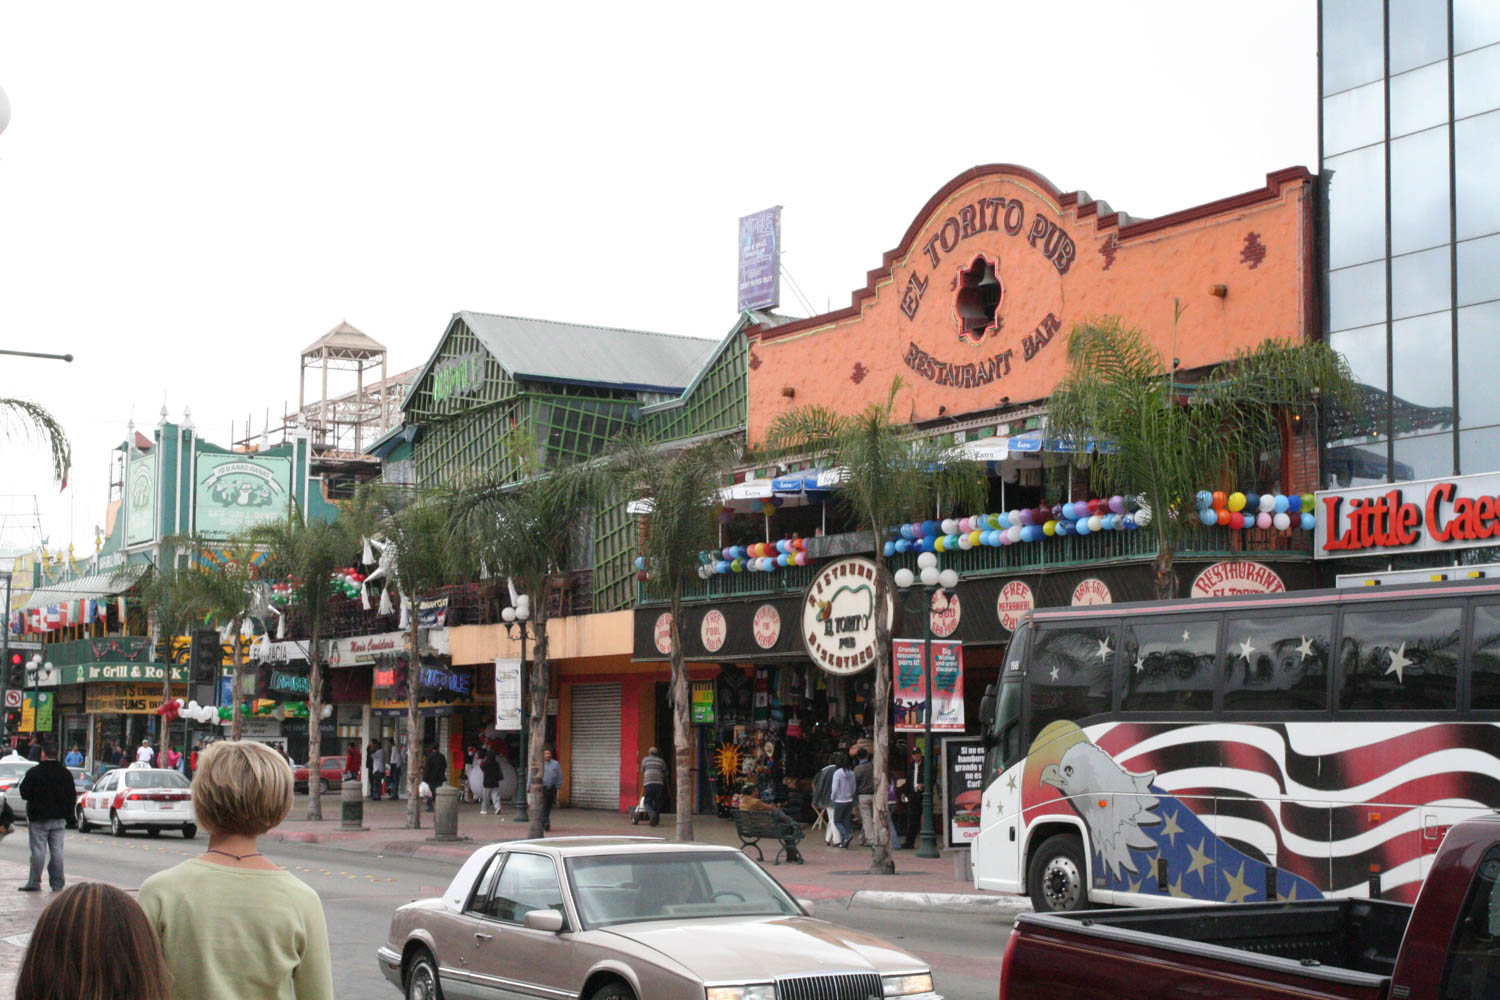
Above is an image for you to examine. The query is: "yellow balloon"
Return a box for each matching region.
[1043,520,1057,536]
[1227,491,1246,512]
[935,537,947,553]
[968,530,982,547]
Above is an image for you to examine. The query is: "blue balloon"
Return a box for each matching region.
[1075,518,1091,536]
[1274,494,1289,514]
[716,561,729,574]
[1300,512,1316,531]
[946,534,962,550]
[897,538,913,553]
[1123,514,1137,530]
[899,524,913,540]
[1195,490,1213,510]
[633,556,646,570]
[1200,509,1217,526]
[883,541,896,557]
[917,537,934,553]
[1056,518,1073,535]
[920,520,938,539]
[1111,514,1124,531]
[1243,493,1259,515]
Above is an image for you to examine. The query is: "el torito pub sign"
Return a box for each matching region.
[1315,472,1500,558]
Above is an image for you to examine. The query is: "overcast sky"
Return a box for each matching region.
[0,1,1317,556]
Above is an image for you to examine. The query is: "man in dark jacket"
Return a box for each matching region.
[18,745,75,891]
[422,745,447,813]
[480,749,503,816]
[853,748,875,847]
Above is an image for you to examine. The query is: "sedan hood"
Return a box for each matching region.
[603,915,921,981]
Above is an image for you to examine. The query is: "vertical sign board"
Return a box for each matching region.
[737,206,782,312]
[126,452,157,545]
[494,659,522,731]
[194,453,291,537]
[942,737,985,849]
[892,639,965,733]
[691,681,716,724]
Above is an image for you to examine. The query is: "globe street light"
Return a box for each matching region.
[895,556,960,859]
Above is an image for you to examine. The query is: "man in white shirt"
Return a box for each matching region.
[136,740,155,764]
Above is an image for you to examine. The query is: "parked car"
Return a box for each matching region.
[0,759,34,820]
[998,813,1500,1000]
[76,763,196,839]
[378,837,941,1000]
[293,755,345,794]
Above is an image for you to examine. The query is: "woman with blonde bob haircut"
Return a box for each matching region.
[15,881,171,1000]
[138,740,334,1000]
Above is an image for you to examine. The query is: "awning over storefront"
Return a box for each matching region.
[17,564,148,612]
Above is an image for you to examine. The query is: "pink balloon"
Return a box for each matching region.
[1256,512,1272,530]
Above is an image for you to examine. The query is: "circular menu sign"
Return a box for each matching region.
[752,604,781,649]
[700,609,727,653]
[1189,560,1286,598]
[801,557,895,676]
[996,580,1034,631]
[1071,578,1113,606]
[653,613,673,655]
[931,590,960,637]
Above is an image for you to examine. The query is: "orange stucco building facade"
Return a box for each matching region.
[745,164,1317,443]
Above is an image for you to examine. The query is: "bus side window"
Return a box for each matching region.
[1471,603,1500,710]
[1339,606,1460,711]
[1026,624,1115,746]
[1222,612,1332,712]
[1122,618,1218,713]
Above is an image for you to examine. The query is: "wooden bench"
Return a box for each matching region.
[734,809,804,865]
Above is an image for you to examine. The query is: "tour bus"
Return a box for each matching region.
[971,577,1500,911]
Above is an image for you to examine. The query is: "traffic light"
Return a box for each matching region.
[189,629,221,684]
[5,652,22,694]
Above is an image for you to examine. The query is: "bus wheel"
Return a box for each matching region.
[1029,833,1087,912]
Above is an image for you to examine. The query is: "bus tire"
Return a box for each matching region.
[1028,833,1088,913]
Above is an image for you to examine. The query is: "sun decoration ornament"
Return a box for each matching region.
[712,743,743,780]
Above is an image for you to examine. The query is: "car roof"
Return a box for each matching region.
[502,837,742,857]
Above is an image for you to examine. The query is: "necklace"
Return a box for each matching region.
[205,849,263,862]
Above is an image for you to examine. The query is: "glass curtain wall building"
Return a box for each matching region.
[1321,0,1500,486]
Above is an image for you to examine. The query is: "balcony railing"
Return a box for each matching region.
[638,524,1311,606]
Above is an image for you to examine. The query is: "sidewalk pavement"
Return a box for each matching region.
[267,794,1032,916]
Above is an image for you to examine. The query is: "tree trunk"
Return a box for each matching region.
[405,617,422,830]
[305,617,324,821]
[869,553,895,875]
[669,594,693,842]
[1154,536,1177,601]
[229,618,244,742]
[526,600,549,839]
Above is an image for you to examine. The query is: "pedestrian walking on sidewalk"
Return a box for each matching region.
[852,748,875,847]
[422,744,447,813]
[138,739,334,1000]
[63,745,83,768]
[14,882,171,1000]
[903,749,925,849]
[480,749,505,816]
[136,740,155,765]
[370,742,386,802]
[343,740,360,781]
[386,740,403,799]
[639,746,667,827]
[18,744,74,892]
[541,746,562,831]
[831,757,856,848]
[811,754,839,845]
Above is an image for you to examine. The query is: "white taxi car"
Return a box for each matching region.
[77,762,196,838]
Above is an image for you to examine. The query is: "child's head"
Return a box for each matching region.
[16,882,170,1000]
[191,739,294,837]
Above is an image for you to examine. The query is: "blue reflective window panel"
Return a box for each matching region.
[1327,145,1389,268]
[1459,302,1500,427]
[1391,126,1451,255]
[1392,433,1456,481]
[1458,235,1500,306]
[1456,44,1500,119]
[1323,0,1386,95]
[1391,62,1449,138]
[1456,0,1500,54]
[1393,246,1453,318]
[1461,425,1500,476]
[1329,261,1389,332]
[1457,110,1500,239]
[1325,81,1386,154]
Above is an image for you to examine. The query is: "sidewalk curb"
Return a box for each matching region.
[844,889,1033,915]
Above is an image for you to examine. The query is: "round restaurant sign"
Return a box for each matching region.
[653,613,673,655]
[996,580,1035,631]
[700,609,727,653]
[752,604,781,649]
[1071,578,1113,606]
[931,590,960,637]
[1190,560,1286,598]
[801,557,895,676]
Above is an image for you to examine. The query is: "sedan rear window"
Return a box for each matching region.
[566,852,800,927]
[125,771,190,789]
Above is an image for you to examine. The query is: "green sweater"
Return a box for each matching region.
[138,858,334,1000]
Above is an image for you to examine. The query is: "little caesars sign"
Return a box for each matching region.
[801,557,895,676]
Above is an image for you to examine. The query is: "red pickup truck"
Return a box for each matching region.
[1000,813,1500,999]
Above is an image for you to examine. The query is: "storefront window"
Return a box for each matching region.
[1390,125,1451,256]
[1457,110,1500,240]
[1322,0,1386,96]
[1389,0,1448,75]
[1392,246,1452,318]
[1324,81,1385,155]
[1391,61,1449,138]
[1338,607,1460,711]
[1455,0,1500,55]
[1455,44,1500,118]
[1459,303,1500,427]
[1326,145,1388,269]
[1458,236,1500,306]
[1328,260,1389,332]
[1391,310,1454,411]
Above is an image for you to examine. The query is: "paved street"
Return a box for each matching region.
[0,825,1007,999]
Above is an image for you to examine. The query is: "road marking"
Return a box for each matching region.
[1,933,30,949]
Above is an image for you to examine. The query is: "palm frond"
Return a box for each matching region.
[0,398,71,484]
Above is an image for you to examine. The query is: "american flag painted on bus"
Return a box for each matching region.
[1020,720,1500,903]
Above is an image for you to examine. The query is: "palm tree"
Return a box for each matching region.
[615,435,734,843]
[1047,317,1358,599]
[255,512,357,821]
[128,543,213,753]
[1,399,69,483]
[348,485,459,831]
[767,379,986,874]
[447,463,602,839]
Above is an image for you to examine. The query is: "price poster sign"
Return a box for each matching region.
[691,681,716,724]
[942,737,986,847]
[494,659,522,732]
[892,639,964,733]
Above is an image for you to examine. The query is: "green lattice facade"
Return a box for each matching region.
[402,317,749,613]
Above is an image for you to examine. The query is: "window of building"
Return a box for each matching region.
[1338,607,1461,711]
[1455,0,1500,55]
[1325,80,1386,155]
[1329,323,1388,397]
[1326,145,1389,269]
[1471,604,1500,710]
[1459,303,1500,428]
[1457,110,1500,240]
[1122,619,1218,713]
[1455,44,1500,119]
[1222,613,1332,712]
[1391,61,1450,138]
[1460,425,1500,478]
[1390,126,1452,256]
[1322,0,1386,95]
[1458,236,1500,307]
[1026,624,1115,743]
[1328,261,1389,332]
[1392,246,1453,318]
[1388,0,1449,75]
[1392,311,1454,412]
[1392,432,1456,481]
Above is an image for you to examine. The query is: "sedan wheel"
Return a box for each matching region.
[405,950,444,1000]
[76,807,91,834]
[147,827,161,838]
[110,812,126,837]
[182,824,197,839]
[319,779,330,794]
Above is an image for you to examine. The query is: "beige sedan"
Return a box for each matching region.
[378,837,942,1000]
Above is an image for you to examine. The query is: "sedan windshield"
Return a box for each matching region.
[124,771,190,789]
[566,852,801,927]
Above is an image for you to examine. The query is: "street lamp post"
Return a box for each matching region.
[501,595,533,822]
[894,552,960,860]
[25,653,51,746]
